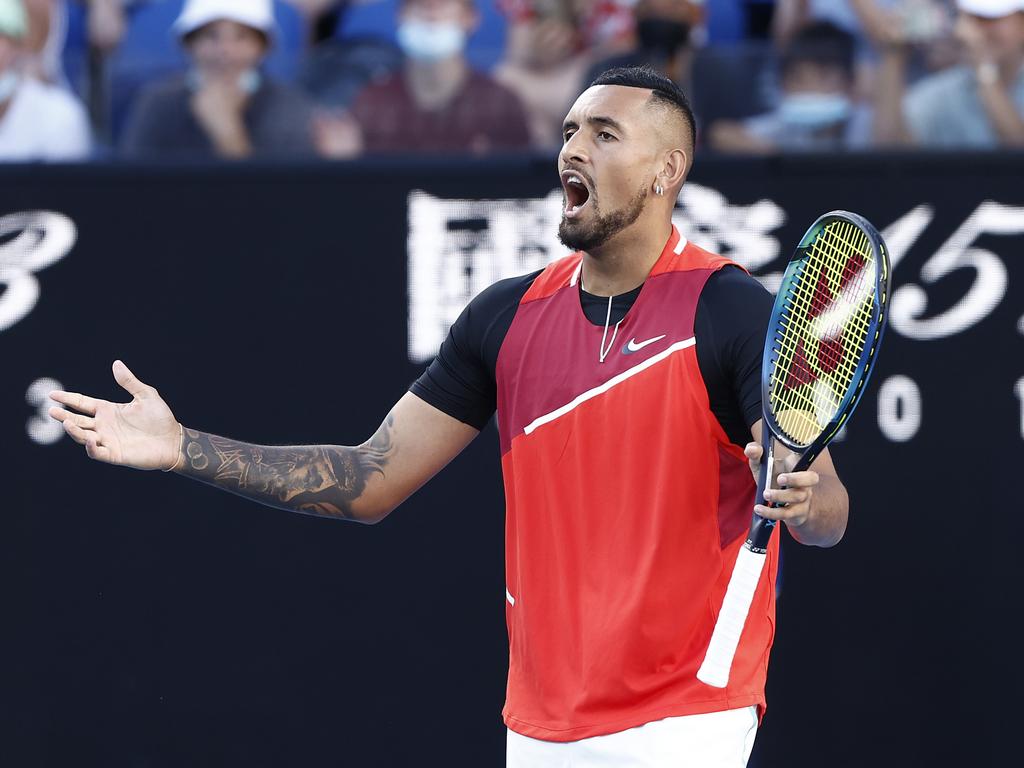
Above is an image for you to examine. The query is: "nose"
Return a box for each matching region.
[559,131,589,169]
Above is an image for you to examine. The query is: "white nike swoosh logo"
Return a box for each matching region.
[623,334,667,354]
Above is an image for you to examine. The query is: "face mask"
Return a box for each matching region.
[186,68,262,94]
[778,92,852,129]
[397,20,466,62]
[636,18,691,58]
[0,70,20,104]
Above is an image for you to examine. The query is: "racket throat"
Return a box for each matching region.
[746,436,777,552]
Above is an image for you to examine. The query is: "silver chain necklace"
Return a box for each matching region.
[581,274,622,364]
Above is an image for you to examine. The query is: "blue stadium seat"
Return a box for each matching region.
[61,0,89,97]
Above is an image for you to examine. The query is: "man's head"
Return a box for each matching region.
[174,0,275,78]
[775,21,857,132]
[397,0,478,62]
[557,65,694,254]
[779,21,856,97]
[956,0,1024,64]
[0,0,27,78]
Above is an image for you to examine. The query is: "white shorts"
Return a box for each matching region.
[506,706,758,768]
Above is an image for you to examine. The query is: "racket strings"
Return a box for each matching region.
[770,220,876,445]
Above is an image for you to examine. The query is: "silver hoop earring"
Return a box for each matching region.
[655,184,664,196]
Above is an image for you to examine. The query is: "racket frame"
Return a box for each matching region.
[748,211,891,552]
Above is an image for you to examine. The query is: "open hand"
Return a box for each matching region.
[49,360,181,471]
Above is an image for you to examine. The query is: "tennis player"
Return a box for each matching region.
[50,66,848,767]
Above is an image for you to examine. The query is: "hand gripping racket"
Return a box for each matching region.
[696,210,891,689]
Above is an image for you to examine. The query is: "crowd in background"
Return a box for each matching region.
[0,0,1022,161]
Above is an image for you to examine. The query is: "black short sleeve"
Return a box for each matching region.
[409,271,540,430]
[694,267,775,446]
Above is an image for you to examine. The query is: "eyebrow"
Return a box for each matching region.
[562,115,627,134]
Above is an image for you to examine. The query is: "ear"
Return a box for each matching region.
[657,148,689,196]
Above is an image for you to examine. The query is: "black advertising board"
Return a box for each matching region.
[1,155,1019,766]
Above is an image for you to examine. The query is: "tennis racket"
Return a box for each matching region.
[696,210,891,689]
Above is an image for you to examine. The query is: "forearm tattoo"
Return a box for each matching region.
[174,416,395,521]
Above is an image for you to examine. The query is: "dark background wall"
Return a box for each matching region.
[1,156,1019,766]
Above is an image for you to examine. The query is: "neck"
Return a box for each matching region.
[406,56,467,110]
[580,216,674,296]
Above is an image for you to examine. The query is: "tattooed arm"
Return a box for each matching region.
[50,362,479,524]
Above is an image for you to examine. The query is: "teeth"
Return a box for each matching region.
[568,175,582,185]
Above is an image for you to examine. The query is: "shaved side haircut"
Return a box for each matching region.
[590,65,697,152]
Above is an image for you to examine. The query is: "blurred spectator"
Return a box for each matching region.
[105,1,305,144]
[774,1,957,91]
[585,0,702,87]
[0,0,91,160]
[20,0,63,83]
[332,0,508,71]
[121,0,315,158]
[319,0,529,156]
[584,0,777,138]
[85,0,129,52]
[708,20,872,152]
[774,0,869,44]
[493,2,591,149]
[575,0,637,54]
[875,0,1024,146]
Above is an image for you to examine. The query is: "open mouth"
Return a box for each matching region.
[560,169,592,219]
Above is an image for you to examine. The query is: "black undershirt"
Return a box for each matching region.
[411,266,774,447]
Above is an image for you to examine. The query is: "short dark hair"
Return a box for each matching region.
[589,65,697,150]
[780,21,856,80]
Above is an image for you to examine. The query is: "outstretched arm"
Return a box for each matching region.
[50,361,479,524]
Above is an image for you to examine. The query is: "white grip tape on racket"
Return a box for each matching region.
[696,546,768,688]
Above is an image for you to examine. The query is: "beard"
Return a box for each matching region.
[558,182,648,254]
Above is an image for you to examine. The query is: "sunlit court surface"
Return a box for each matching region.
[2,0,1019,765]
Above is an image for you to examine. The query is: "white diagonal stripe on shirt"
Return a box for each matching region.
[522,337,696,436]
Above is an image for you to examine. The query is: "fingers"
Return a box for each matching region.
[85,433,111,463]
[48,407,96,431]
[744,442,762,476]
[49,390,100,416]
[62,419,114,463]
[755,469,820,525]
[755,501,807,526]
[62,419,93,446]
[763,486,811,507]
[777,469,819,489]
[112,359,152,399]
[755,491,810,524]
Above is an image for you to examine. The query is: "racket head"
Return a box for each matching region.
[761,210,891,469]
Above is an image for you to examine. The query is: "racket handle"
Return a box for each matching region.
[696,545,768,689]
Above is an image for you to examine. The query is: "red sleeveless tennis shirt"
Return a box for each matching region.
[496,227,780,742]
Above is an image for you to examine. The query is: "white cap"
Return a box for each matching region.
[957,0,1024,18]
[173,0,276,40]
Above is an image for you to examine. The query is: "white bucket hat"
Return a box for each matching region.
[173,0,277,41]
[957,0,1024,17]
[0,0,27,40]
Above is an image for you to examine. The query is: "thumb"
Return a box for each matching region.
[112,359,150,398]
[744,442,762,471]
